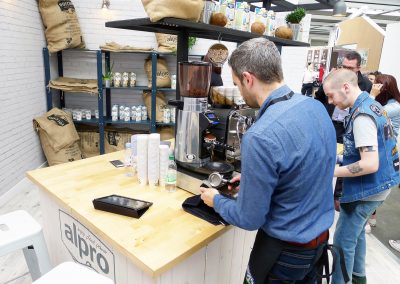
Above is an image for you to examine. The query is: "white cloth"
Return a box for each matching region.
[332,107,349,122]
[302,69,315,84]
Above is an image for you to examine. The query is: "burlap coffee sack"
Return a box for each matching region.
[38,129,83,166]
[39,0,85,53]
[141,0,204,22]
[144,57,171,88]
[143,91,167,122]
[77,131,100,158]
[155,34,177,53]
[157,127,174,141]
[104,127,146,154]
[100,42,153,53]
[48,77,98,94]
[33,108,79,152]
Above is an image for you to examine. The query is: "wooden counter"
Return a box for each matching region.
[27,151,233,277]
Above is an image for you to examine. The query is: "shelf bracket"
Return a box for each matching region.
[176,30,189,101]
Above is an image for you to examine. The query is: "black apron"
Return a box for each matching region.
[245,230,349,284]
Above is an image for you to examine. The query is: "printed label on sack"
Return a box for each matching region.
[156,70,170,78]
[47,114,69,126]
[58,0,75,13]
[59,210,115,282]
[107,131,120,146]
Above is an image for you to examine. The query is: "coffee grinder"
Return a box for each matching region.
[173,62,235,193]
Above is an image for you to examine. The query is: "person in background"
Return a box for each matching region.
[367,71,381,84]
[301,63,316,97]
[323,69,400,284]
[372,74,400,136]
[315,51,373,229]
[369,74,400,229]
[319,63,325,83]
[200,38,337,283]
[315,51,372,143]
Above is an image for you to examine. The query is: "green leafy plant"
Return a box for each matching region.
[188,37,197,50]
[285,8,306,24]
[102,61,114,80]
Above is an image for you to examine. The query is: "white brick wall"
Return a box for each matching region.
[0,0,47,196]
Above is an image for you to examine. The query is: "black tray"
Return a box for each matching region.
[93,194,153,218]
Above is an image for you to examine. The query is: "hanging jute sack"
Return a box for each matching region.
[155,33,177,53]
[144,57,171,88]
[141,0,204,22]
[39,0,85,53]
[33,108,83,166]
[143,91,167,122]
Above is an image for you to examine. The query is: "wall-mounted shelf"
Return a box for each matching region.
[105,17,309,46]
[106,17,309,100]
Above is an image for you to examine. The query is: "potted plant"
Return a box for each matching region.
[285,8,306,41]
[102,61,114,88]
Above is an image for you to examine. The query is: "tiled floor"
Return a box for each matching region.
[1,180,400,284]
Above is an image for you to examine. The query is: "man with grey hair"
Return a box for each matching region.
[323,69,399,284]
[200,38,337,283]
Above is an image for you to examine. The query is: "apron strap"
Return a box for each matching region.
[315,244,350,284]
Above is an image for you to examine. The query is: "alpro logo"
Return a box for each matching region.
[59,210,115,282]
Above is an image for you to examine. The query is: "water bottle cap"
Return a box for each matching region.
[125,142,131,148]
[169,154,175,160]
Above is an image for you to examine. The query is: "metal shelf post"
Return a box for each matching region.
[43,48,52,111]
[151,52,157,133]
[97,50,105,154]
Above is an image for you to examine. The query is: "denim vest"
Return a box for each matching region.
[341,92,400,203]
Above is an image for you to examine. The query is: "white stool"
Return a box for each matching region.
[0,210,52,280]
[33,262,114,284]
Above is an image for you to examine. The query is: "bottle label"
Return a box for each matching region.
[166,173,176,183]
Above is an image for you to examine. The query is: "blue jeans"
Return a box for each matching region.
[332,200,383,284]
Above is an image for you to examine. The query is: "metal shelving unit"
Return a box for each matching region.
[43,48,105,153]
[43,47,176,155]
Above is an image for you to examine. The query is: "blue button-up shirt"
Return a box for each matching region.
[214,85,336,243]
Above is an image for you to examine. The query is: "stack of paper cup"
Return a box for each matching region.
[147,133,160,186]
[159,145,170,186]
[130,134,139,172]
[137,134,148,185]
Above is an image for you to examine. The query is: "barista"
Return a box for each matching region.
[199,38,338,283]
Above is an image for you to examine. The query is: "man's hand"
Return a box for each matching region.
[228,175,241,191]
[200,187,219,208]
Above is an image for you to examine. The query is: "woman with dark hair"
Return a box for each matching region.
[367,71,381,84]
[372,74,400,136]
[368,74,400,230]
